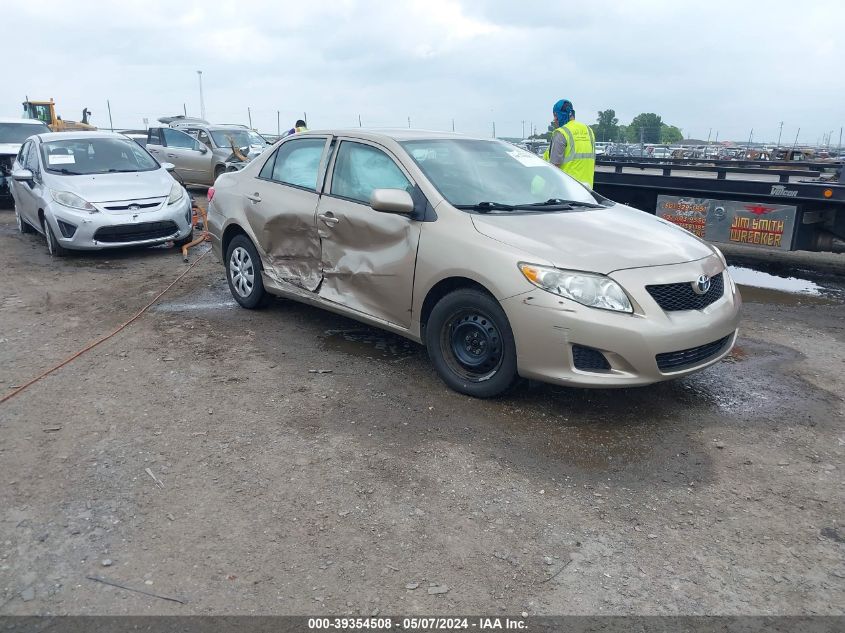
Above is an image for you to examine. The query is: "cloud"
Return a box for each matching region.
[3,0,843,143]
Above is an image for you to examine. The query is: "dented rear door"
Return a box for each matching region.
[316,139,421,328]
[243,136,329,291]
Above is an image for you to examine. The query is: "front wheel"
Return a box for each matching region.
[225,234,269,309]
[425,288,518,398]
[43,218,68,257]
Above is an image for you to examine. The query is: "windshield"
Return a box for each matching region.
[41,137,159,175]
[400,139,600,209]
[210,129,267,149]
[0,122,51,144]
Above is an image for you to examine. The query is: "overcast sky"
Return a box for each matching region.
[5,0,843,144]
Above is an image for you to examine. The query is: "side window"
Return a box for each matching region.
[330,142,412,204]
[258,149,277,180]
[162,128,201,150]
[270,138,325,190]
[17,141,31,166]
[148,127,162,146]
[24,142,39,171]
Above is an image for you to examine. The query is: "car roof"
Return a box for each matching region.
[35,131,132,142]
[0,117,50,125]
[295,129,484,142]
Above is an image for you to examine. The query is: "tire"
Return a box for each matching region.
[43,217,68,257]
[225,234,269,309]
[425,288,518,398]
[16,208,35,234]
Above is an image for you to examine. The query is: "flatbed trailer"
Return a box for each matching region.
[593,157,845,253]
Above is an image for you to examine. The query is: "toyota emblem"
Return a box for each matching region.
[692,274,711,295]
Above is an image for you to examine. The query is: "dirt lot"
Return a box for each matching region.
[1,196,844,616]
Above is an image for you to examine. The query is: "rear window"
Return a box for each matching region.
[0,122,51,144]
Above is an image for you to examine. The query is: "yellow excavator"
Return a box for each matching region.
[22,98,97,132]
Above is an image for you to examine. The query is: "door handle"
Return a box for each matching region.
[246,193,262,203]
[148,148,158,153]
[166,153,176,158]
[318,213,339,226]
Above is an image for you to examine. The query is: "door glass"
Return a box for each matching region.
[162,127,201,150]
[331,142,412,204]
[270,138,325,191]
[148,128,162,145]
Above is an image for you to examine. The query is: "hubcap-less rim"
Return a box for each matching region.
[229,246,255,298]
[440,309,503,382]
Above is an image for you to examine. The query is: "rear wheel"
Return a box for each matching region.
[425,288,518,398]
[16,208,35,234]
[225,234,269,309]
[43,218,68,257]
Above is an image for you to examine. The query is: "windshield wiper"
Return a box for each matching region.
[521,198,607,209]
[54,168,83,175]
[105,168,140,173]
[455,201,517,213]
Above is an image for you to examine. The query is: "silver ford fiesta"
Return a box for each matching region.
[10,131,193,256]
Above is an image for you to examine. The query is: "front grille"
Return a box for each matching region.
[572,344,611,372]
[646,272,724,311]
[94,221,179,243]
[102,200,162,211]
[656,335,732,372]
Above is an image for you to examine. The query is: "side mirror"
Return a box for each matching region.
[370,188,414,215]
[198,145,208,154]
[161,162,176,172]
[12,168,34,182]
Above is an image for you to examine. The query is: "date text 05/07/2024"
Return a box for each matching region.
[307,616,528,630]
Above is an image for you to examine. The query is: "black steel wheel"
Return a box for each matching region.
[425,288,518,398]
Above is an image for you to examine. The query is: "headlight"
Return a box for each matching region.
[51,190,97,213]
[518,263,633,313]
[168,182,184,205]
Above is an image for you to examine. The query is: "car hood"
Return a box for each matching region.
[49,169,174,202]
[0,143,22,157]
[470,203,715,274]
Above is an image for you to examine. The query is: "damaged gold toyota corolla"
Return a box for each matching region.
[206,130,741,398]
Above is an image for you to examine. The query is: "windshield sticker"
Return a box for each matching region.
[48,154,76,165]
[507,149,547,168]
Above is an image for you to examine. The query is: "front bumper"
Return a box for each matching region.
[45,196,193,250]
[500,256,742,387]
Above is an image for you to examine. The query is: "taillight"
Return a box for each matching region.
[207,187,215,201]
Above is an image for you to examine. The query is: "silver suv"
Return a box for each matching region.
[145,121,269,186]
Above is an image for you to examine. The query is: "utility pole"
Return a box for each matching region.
[639,127,644,157]
[408,116,411,129]
[303,112,307,126]
[107,100,113,131]
[746,128,753,150]
[792,127,800,151]
[777,121,783,147]
[183,103,187,117]
[277,110,280,137]
[358,114,362,127]
[197,70,205,121]
[521,120,525,139]
[247,107,252,129]
[492,121,496,138]
[838,127,842,155]
[451,118,455,132]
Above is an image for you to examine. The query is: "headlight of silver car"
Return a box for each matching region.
[518,263,633,313]
[51,190,97,213]
[168,182,184,205]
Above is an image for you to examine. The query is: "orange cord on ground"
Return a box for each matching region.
[0,248,211,405]
[182,203,211,262]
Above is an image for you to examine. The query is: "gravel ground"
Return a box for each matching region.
[0,198,843,616]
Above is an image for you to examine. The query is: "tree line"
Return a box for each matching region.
[530,109,683,144]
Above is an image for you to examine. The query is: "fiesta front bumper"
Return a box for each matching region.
[500,256,742,388]
[44,196,193,250]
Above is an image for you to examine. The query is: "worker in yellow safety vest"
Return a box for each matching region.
[542,99,596,188]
